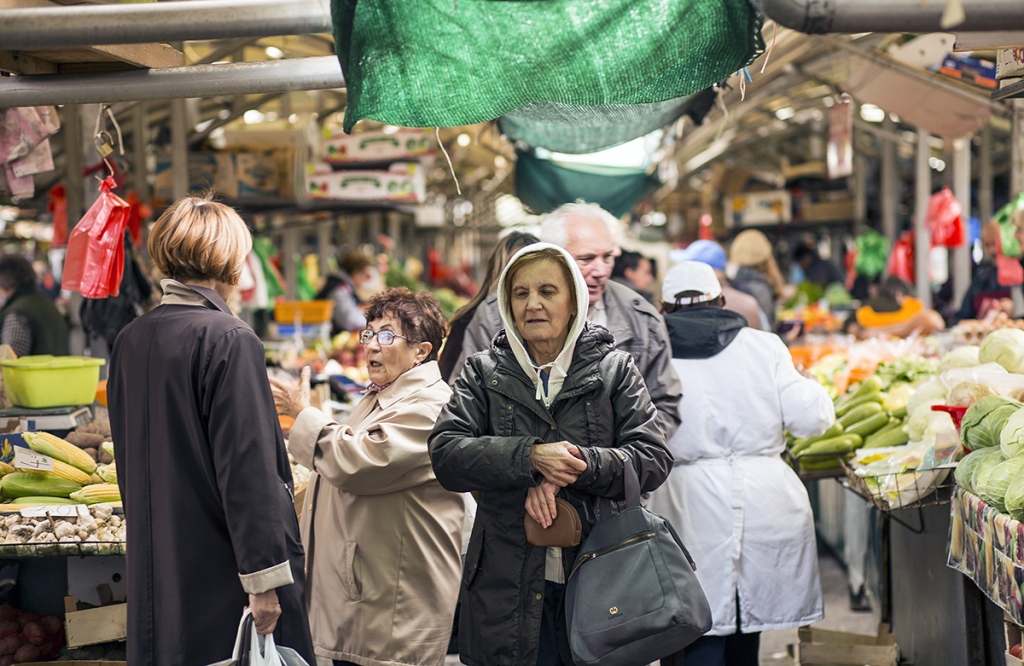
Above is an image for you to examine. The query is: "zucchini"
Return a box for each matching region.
[844,412,891,438]
[790,423,843,456]
[862,426,910,449]
[838,402,884,430]
[0,473,82,500]
[890,406,908,419]
[836,394,884,417]
[797,433,864,458]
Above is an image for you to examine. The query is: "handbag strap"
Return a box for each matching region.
[594,450,641,521]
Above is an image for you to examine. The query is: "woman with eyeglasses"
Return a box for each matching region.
[271,287,466,666]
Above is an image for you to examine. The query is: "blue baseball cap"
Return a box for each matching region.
[669,240,727,271]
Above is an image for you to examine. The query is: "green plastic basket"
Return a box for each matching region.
[0,356,105,409]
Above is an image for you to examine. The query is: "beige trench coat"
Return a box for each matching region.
[290,361,466,666]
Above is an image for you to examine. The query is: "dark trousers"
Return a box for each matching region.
[537,581,574,666]
[662,590,761,666]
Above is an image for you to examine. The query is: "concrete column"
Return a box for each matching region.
[170,98,188,200]
[63,105,84,226]
[853,152,868,232]
[881,116,899,242]
[131,102,149,203]
[915,128,932,307]
[282,225,299,300]
[1013,99,1024,197]
[980,124,993,224]
[952,138,972,308]
[317,221,332,278]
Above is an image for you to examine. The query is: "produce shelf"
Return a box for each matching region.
[840,459,955,513]
[783,449,847,481]
[0,540,125,558]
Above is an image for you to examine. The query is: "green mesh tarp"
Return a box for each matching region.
[498,88,719,154]
[333,0,764,133]
[515,149,658,217]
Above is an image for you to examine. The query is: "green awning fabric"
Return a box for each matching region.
[333,0,764,133]
[514,149,659,218]
[498,88,719,154]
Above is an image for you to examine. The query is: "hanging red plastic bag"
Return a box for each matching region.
[927,187,964,248]
[62,176,130,298]
[887,230,915,284]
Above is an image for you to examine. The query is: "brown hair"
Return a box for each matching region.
[340,251,373,277]
[148,194,252,286]
[364,287,447,361]
[450,231,538,328]
[501,247,578,318]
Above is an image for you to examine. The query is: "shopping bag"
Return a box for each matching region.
[61,176,130,298]
[927,187,964,248]
[887,230,915,284]
[207,608,310,666]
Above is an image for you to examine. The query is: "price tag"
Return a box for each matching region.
[13,446,54,473]
[19,504,87,518]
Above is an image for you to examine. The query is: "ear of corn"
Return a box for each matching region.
[23,432,98,475]
[0,462,14,477]
[69,484,121,505]
[0,473,82,499]
[96,463,117,484]
[88,473,103,484]
[100,442,115,459]
[21,460,92,485]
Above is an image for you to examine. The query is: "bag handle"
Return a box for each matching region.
[594,450,641,521]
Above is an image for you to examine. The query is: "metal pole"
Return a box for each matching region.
[881,117,898,243]
[63,105,84,228]
[283,226,299,300]
[915,128,932,307]
[0,0,331,50]
[952,138,972,310]
[752,0,1024,34]
[0,57,344,108]
[853,152,867,232]
[1013,100,1024,197]
[317,221,332,281]
[979,124,993,224]
[131,102,149,203]
[171,99,189,200]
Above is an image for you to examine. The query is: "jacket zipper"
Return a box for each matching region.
[567,531,655,582]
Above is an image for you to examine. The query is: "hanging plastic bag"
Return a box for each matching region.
[927,187,964,248]
[887,230,915,284]
[61,176,131,298]
[207,609,310,666]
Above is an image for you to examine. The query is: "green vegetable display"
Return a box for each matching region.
[977,457,1024,512]
[937,346,981,374]
[1001,407,1024,459]
[955,448,1005,494]
[961,396,1023,451]
[979,328,1024,374]
[1004,465,1024,520]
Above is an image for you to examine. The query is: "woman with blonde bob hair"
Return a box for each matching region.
[108,195,315,666]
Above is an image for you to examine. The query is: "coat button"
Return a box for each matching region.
[535,593,543,601]
[492,380,498,385]
[550,424,557,430]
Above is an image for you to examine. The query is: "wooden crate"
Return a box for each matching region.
[64,596,127,649]
[795,624,899,666]
[1006,614,1023,666]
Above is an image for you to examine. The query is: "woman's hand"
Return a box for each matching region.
[270,366,311,418]
[248,589,281,635]
[525,481,560,528]
[530,441,587,487]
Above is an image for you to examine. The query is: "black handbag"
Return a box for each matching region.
[565,453,712,666]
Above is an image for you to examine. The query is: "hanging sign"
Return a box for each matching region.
[827,98,854,180]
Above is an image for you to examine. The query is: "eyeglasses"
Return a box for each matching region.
[359,329,414,346]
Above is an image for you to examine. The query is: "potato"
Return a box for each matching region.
[39,616,61,638]
[21,623,42,647]
[36,641,53,659]
[0,655,13,666]
[83,447,99,462]
[13,644,38,663]
[0,621,16,637]
[0,637,17,657]
[98,449,114,465]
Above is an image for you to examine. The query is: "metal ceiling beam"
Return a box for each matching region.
[753,0,1024,34]
[0,0,331,50]
[0,56,344,108]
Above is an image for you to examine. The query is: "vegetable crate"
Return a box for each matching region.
[273,300,333,325]
[793,624,898,665]
[840,459,955,513]
[1006,614,1023,666]
[63,597,126,649]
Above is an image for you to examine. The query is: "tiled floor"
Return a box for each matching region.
[443,550,878,666]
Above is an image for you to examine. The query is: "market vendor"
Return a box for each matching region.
[848,277,945,339]
[0,254,69,356]
[952,221,1018,323]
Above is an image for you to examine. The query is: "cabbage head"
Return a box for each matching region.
[938,346,981,374]
[1002,407,1024,458]
[906,378,950,415]
[1005,465,1024,520]
[977,457,1024,511]
[962,395,1023,450]
[979,328,1024,374]
[956,448,1006,494]
[947,382,995,407]
[907,405,955,443]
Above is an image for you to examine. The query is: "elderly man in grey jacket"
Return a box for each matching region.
[449,201,682,440]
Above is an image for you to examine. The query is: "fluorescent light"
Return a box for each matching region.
[243,109,265,124]
[456,133,471,147]
[929,156,946,172]
[775,107,795,120]
[860,103,886,123]
[265,46,284,59]
[289,114,298,124]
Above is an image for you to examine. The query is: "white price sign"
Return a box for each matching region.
[19,504,88,518]
[13,446,54,473]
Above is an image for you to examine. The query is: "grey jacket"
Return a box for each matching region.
[428,323,672,666]
[449,280,682,440]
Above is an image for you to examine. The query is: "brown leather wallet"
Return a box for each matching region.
[525,497,582,548]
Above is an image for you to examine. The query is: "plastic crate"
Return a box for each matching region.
[0,356,105,409]
[273,300,334,324]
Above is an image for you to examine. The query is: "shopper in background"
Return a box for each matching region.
[849,276,945,338]
[451,201,681,440]
[611,249,656,303]
[438,230,538,383]
[673,240,769,330]
[430,244,671,666]
[0,253,69,356]
[728,229,787,328]
[651,261,832,666]
[953,221,1006,323]
[317,250,375,334]
[792,243,845,289]
[272,287,465,666]
[107,195,314,666]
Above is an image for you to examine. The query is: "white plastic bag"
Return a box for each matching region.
[208,609,309,666]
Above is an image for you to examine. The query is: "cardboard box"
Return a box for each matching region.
[997,47,1024,80]
[323,128,436,165]
[235,153,279,200]
[794,624,898,666]
[709,163,750,195]
[64,596,126,648]
[800,199,855,223]
[304,163,426,203]
[223,126,318,201]
[1001,76,1024,90]
[724,190,791,227]
[940,53,998,89]
[153,152,236,201]
[1006,615,1023,666]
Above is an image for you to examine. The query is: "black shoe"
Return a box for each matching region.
[849,588,872,612]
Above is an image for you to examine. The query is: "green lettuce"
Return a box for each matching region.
[956,448,1006,494]
[978,457,1024,511]
[962,395,1023,451]
[979,329,1024,374]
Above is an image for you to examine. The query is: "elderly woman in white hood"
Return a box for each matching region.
[429,243,672,666]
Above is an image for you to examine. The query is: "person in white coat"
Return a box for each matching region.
[649,261,835,666]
